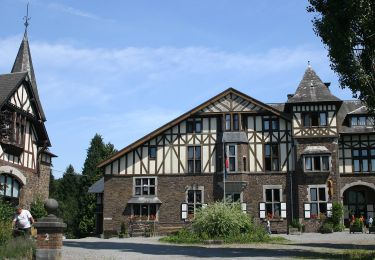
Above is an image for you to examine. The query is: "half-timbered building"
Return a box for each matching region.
[97,64,375,234]
[0,31,55,208]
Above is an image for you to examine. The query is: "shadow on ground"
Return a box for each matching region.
[63,240,364,259]
[293,242,375,251]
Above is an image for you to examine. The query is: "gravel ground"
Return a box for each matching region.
[62,232,375,260]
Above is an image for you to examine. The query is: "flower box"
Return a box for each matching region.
[349,226,364,233]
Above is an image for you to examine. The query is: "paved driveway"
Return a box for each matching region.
[62,233,375,260]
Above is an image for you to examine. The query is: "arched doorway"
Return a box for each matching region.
[343,185,375,227]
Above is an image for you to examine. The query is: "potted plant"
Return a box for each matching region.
[118,221,128,238]
[350,218,364,233]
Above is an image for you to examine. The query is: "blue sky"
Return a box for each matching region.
[0,0,354,178]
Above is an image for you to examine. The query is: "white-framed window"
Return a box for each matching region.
[186,186,204,219]
[259,185,286,219]
[225,192,242,203]
[351,116,374,126]
[131,204,158,221]
[134,177,157,196]
[187,146,201,173]
[304,155,330,172]
[305,185,329,219]
[226,144,236,172]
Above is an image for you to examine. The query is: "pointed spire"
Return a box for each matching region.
[11,24,46,121]
[287,65,341,104]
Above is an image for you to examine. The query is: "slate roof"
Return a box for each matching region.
[337,100,375,134]
[287,66,342,104]
[0,72,27,106]
[11,31,46,121]
[88,177,104,193]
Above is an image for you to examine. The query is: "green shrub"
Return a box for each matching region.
[0,237,35,259]
[319,222,333,233]
[0,220,12,245]
[192,202,252,238]
[30,196,48,220]
[352,218,363,229]
[159,228,201,244]
[290,219,304,231]
[0,199,14,221]
[331,202,344,231]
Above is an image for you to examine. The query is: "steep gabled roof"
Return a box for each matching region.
[0,72,28,106]
[98,87,291,168]
[287,65,342,104]
[11,31,46,121]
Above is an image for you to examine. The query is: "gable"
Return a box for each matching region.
[199,93,263,113]
[9,84,36,115]
[98,87,290,168]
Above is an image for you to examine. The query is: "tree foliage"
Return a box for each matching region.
[77,134,116,237]
[307,0,375,109]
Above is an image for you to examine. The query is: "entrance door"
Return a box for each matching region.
[346,190,366,218]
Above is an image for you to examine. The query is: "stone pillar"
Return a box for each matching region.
[34,199,67,260]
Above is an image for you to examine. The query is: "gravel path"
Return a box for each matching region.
[62,232,375,260]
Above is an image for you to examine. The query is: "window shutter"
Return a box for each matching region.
[327,203,333,217]
[241,203,247,213]
[259,202,266,219]
[181,203,188,220]
[281,202,286,218]
[304,203,311,219]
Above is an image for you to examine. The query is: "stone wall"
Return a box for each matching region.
[0,161,50,208]
[103,172,290,234]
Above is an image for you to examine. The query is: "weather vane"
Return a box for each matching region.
[23,2,31,30]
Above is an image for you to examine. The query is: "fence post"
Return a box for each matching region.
[34,198,66,260]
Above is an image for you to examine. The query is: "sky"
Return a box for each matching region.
[0,0,354,178]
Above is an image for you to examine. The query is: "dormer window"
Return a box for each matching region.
[303,112,327,127]
[351,116,374,127]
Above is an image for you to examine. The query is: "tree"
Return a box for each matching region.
[77,134,116,237]
[55,164,81,238]
[307,0,375,109]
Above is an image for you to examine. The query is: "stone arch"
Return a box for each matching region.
[340,180,375,197]
[0,165,27,185]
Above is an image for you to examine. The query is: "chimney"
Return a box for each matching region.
[324,82,331,88]
[287,94,294,99]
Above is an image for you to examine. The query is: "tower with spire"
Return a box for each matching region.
[0,8,55,207]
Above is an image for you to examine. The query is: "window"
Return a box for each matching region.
[134,177,156,196]
[303,112,327,127]
[243,157,247,171]
[351,116,374,127]
[188,146,201,173]
[263,118,279,131]
[304,155,330,172]
[265,188,281,219]
[233,114,239,130]
[225,192,241,203]
[132,204,157,221]
[309,186,328,218]
[265,143,279,171]
[187,189,203,219]
[352,148,375,172]
[224,113,241,131]
[226,144,236,172]
[149,146,156,160]
[0,174,20,204]
[187,118,202,133]
[225,114,231,131]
